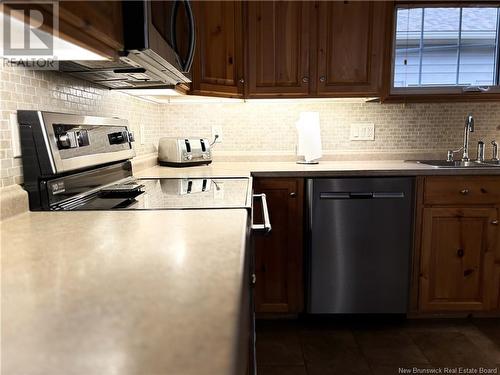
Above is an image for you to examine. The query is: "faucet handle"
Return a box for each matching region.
[477,141,485,162]
[447,150,454,162]
[447,147,463,162]
[492,140,499,161]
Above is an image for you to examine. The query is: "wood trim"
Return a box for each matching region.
[382,93,500,103]
[395,1,500,7]
[380,1,500,103]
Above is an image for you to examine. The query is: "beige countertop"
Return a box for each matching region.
[1,209,250,375]
[135,160,500,179]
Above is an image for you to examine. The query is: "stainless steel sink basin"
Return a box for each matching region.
[481,160,500,166]
[413,160,500,168]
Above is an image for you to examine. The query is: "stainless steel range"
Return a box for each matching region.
[17,111,254,212]
[18,110,267,374]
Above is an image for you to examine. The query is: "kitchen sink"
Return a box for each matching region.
[413,160,500,168]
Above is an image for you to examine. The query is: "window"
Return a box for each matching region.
[392,5,500,94]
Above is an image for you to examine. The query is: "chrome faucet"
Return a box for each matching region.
[462,114,475,161]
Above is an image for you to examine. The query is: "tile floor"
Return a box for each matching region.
[256,318,500,375]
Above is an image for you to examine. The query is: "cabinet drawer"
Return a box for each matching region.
[424,176,500,205]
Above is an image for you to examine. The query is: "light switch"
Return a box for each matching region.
[349,123,375,141]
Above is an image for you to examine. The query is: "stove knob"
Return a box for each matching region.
[202,154,208,160]
[186,154,193,161]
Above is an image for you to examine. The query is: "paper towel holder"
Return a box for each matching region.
[296,157,319,165]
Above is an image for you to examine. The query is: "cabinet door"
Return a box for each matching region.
[191,1,244,97]
[253,178,304,313]
[2,1,123,59]
[316,1,386,96]
[247,1,311,97]
[419,207,499,312]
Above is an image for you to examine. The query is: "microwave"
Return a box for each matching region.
[59,0,195,89]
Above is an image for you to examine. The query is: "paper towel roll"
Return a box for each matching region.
[296,112,322,162]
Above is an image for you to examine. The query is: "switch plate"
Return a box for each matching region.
[211,125,223,143]
[10,112,22,158]
[140,124,146,145]
[349,123,375,141]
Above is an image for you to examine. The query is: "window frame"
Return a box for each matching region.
[389,3,500,96]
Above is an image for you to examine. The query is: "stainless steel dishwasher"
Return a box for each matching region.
[307,177,414,314]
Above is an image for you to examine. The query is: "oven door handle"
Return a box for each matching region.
[252,193,272,233]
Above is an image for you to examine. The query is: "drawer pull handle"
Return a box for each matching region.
[460,189,469,195]
[492,220,499,226]
[290,192,297,197]
[457,249,464,258]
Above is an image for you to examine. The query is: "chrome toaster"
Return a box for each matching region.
[158,137,212,167]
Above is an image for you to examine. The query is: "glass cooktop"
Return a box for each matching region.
[63,177,251,211]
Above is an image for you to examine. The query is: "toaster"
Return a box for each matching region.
[158,137,212,167]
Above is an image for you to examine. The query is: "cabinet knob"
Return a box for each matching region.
[290,192,297,197]
[251,273,256,285]
[464,269,474,277]
[492,220,499,225]
[457,249,464,258]
[460,189,469,195]
[302,77,309,83]
[319,76,326,83]
[239,78,244,84]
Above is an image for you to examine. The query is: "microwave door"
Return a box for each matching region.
[149,0,195,74]
[170,0,195,73]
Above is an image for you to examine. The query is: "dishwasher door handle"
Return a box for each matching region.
[320,192,405,199]
[252,193,272,233]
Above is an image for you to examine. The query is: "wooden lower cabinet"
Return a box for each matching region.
[415,176,500,314]
[253,178,304,314]
[419,207,499,312]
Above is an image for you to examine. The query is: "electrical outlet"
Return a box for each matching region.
[349,123,375,141]
[211,125,223,143]
[214,182,224,200]
[140,123,146,145]
[10,113,22,158]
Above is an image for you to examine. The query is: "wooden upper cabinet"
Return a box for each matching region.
[419,207,499,312]
[246,1,311,97]
[2,1,123,60]
[58,1,124,52]
[191,1,244,97]
[316,1,387,96]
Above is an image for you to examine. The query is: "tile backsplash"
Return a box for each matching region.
[161,100,500,158]
[0,65,161,187]
[1,64,499,187]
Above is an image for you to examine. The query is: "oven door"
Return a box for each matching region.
[148,0,196,74]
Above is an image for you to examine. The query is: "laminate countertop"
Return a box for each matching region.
[1,209,250,375]
[135,160,500,179]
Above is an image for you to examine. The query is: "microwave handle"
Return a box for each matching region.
[183,0,196,73]
[170,0,196,73]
